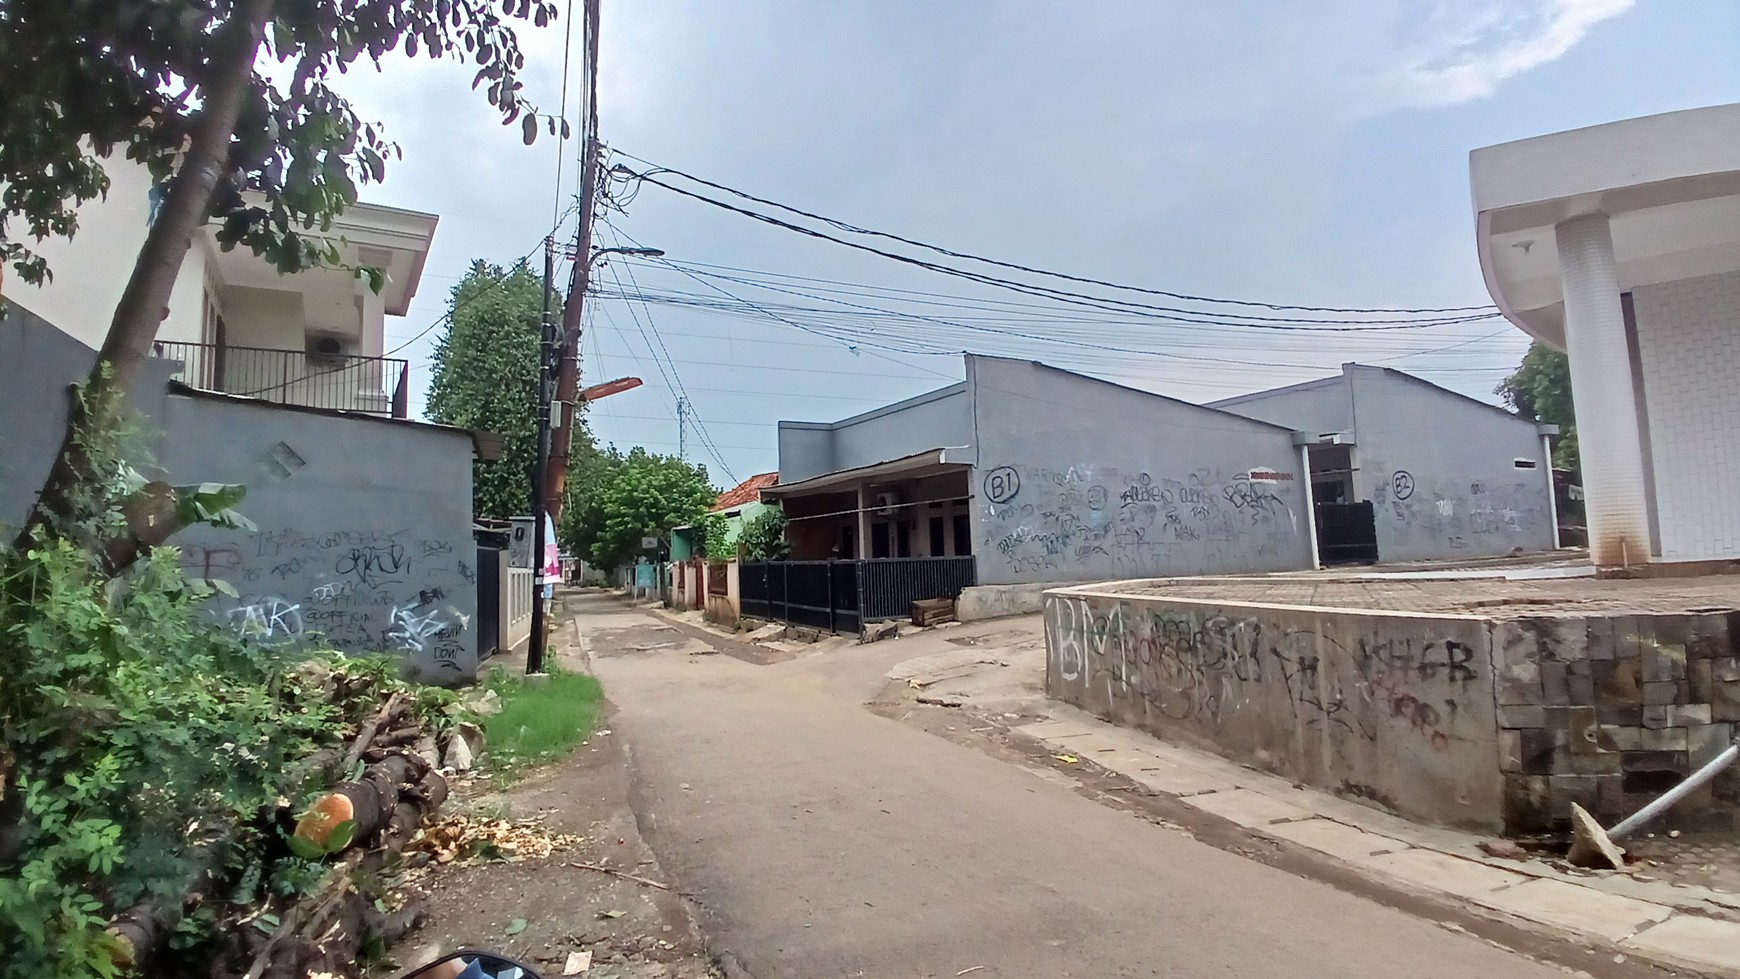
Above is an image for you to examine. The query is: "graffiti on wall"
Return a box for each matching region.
[979,464,1304,577]
[1045,595,1480,752]
[1372,470,1549,553]
[182,528,473,675]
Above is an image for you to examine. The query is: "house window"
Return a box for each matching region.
[929,516,946,556]
[953,514,972,556]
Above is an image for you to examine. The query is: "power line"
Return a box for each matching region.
[596,250,741,484]
[610,150,1497,317]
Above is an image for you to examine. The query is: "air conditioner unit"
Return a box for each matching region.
[873,491,902,515]
[306,333,353,366]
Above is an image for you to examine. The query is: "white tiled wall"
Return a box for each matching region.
[1633,270,1740,560]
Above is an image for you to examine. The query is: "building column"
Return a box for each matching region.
[1541,433,1562,550]
[856,484,871,561]
[1555,213,1652,567]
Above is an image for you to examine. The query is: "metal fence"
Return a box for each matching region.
[739,556,976,634]
[150,340,410,417]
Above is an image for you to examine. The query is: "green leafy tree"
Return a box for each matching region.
[738,507,790,561]
[1496,341,1579,472]
[1,0,561,550]
[694,512,731,559]
[561,447,715,569]
[426,261,582,520]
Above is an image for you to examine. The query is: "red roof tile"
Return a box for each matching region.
[713,471,778,511]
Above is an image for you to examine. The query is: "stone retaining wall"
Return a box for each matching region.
[1044,585,1740,834]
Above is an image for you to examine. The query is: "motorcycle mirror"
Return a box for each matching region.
[396,950,545,979]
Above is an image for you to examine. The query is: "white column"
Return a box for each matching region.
[1555,213,1652,567]
[1542,433,1562,550]
[1299,443,1321,569]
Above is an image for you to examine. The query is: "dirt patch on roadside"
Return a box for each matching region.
[389,701,718,979]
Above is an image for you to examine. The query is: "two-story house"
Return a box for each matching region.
[14,157,437,417]
[0,159,492,683]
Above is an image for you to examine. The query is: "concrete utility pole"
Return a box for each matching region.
[676,397,690,460]
[528,234,559,675]
[543,0,604,524]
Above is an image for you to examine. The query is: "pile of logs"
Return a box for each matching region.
[109,687,460,979]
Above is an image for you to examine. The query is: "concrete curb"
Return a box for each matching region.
[1013,708,1740,977]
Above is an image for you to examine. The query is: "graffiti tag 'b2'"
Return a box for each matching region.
[1391,470,1415,501]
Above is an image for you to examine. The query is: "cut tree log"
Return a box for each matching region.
[296,752,425,849]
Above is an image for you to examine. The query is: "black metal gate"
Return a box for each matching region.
[475,545,502,661]
[739,556,975,634]
[1316,502,1379,564]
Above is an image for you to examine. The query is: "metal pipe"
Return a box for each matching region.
[1609,741,1740,841]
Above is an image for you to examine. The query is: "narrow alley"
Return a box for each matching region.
[569,590,1637,979]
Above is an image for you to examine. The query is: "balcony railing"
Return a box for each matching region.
[151,341,410,418]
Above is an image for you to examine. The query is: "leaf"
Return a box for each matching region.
[596,909,625,919]
[324,819,357,853]
[1052,754,1079,764]
[287,836,326,861]
[505,917,529,935]
[521,112,538,145]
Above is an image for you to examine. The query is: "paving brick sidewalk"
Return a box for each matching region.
[1111,575,1740,617]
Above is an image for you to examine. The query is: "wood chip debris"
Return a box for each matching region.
[407,815,583,867]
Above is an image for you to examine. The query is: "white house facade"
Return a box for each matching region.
[1472,103,1740,568]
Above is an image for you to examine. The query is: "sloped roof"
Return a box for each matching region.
[713,471,778,511]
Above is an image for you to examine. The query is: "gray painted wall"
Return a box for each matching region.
[163,393,479,682]
[1,303,173,530]
[1349,366,1554,562]
[1209,376,1353,438]
[1,308,479,682]
[776,383,970,483]
[775,424,834,485]
[967,356,1313,585]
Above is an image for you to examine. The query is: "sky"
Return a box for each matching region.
[341,0,1740,489]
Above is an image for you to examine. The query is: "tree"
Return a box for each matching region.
[561,447,715,569]
[426,261,584,520]
[1,0,560,551]
[738,507,789,561]
[1496,341,1579,472]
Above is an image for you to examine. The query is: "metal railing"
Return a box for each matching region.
[857,556,977,620]
[740,555,976,634]
[150,340,410,418]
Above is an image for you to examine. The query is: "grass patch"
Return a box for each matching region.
[483,667,604,780]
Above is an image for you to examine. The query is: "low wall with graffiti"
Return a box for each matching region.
[1044,587,1503,830]
[162,391,479,683]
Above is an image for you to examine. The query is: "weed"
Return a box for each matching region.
[481,668,604,782]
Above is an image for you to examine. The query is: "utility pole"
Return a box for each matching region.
[676,397,690,460]
[544,0,603,523]
[527,233,558,675]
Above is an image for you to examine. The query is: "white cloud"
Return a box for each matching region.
[1384,0,1637,108]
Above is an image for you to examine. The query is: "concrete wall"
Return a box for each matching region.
[0,303,175,531]
[967,356,1312,585]
[1209,377,1353,437]
[1349,366,1554,563]
[222,284,307,350]
[1632,270,1740,562]
[162,392,479,682]
[776,424,835,485]
[1045,587,1504,830]
[777,384,970,483]
[7,158,211,349]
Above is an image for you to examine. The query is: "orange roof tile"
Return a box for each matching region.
[713,471,778,511]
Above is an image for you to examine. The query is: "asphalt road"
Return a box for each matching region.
[578,593,1567,979]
